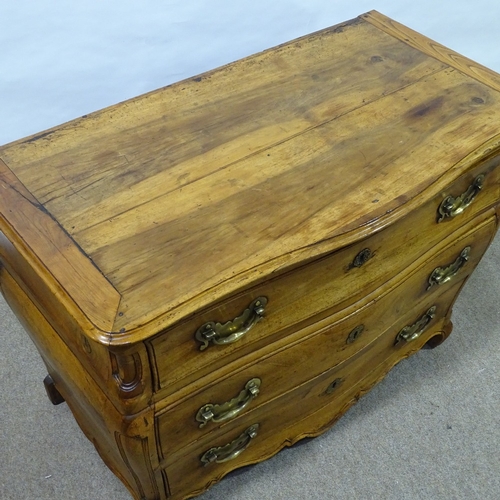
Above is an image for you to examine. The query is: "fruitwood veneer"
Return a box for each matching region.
[1,11,499,500]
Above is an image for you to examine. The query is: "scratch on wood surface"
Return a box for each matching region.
[22,130,55,144]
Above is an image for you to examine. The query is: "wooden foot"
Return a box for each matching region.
[43,374,65,405]
[424,320,454,349]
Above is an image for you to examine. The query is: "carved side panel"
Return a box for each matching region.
[115,432,165,500]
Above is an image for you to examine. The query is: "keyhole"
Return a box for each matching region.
[351,248,373,268]
[346,325,365,344]
[326,378,343,395]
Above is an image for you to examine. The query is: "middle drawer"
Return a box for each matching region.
[154,212,497,460]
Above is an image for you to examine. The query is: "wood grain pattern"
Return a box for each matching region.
[1,13,500,341]
[155,210,497,460]
[1,13,500,500]
[363,10,500,93]
[0,162,121,333]
[0,158,38,204]
[151,209,497,412]
[165,282,464,499]
[0,266,163,499]
[147,179,500,400]
[92,68,500,335]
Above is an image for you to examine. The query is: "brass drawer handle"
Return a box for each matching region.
[196,378,262,428]
[200,424,260,466]
[195,297,267,351]
[395,306,436,343]
[427,246,470,290]
[437,174,485,222]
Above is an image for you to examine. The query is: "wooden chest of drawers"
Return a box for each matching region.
[1,11,499,500]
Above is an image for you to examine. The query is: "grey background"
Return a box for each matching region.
[0,1,499,499]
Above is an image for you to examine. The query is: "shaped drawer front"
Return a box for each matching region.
[148,158,499,399]
[155,212,498,460]
[161,279,466,498]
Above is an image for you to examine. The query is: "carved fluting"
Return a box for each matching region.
[110,351,144,399]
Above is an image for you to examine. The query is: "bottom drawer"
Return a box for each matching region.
[162,279,463,500]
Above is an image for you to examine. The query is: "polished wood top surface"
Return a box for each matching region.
[1,11,500,340]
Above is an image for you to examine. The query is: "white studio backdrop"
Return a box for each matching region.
[0,0,499,146]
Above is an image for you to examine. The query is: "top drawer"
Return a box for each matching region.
[147,157,500,397]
